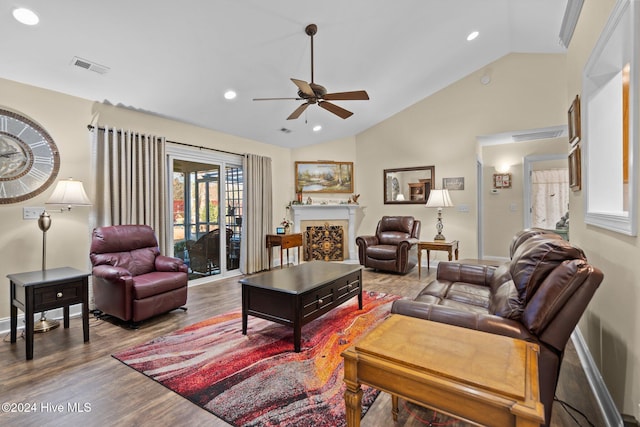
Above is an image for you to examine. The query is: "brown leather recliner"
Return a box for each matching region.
[391,229,603,426]
[90,224,188,325]
[356,216,421,274]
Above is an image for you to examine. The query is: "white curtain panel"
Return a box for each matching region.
[240,153,273,274]
[90,126,168,252]
[531,169,569,229]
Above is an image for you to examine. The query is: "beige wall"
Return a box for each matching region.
[353,53,567,261]
[0,78,291,320]
[481,138,566,258]
[568,0,640,417]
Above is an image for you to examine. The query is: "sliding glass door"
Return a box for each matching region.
[168,146,243,280]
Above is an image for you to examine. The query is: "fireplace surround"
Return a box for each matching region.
[291,204,360,260]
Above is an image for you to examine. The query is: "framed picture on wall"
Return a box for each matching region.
[493,173,512,189]
[569,144,581,191]
[568,95,581,146]
[295,161,354,193]
[443,177,465,191]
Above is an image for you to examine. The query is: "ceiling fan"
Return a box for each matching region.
[253,23,369,120]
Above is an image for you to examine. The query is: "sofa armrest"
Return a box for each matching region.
[398,237,419,250]
[356,235,379,247]
[92,264,132,281]
[391,299,535,342]
[156,255,188,273]
[436,262,495,288]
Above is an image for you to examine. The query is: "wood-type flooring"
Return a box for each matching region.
[0,265,606,426]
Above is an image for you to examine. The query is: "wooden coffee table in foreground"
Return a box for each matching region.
[342,315,544,427]
[240,261,362,352]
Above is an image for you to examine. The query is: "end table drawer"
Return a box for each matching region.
[34,280,84,310]
[281,234,302,247]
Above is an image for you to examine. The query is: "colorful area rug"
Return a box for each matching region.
[113,291,402,427]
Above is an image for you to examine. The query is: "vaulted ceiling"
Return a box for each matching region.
[1,1,569,148]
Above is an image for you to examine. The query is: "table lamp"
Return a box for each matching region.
[35,178,91,332]
[425,189,453,241]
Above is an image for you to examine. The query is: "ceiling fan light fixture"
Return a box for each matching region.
[224,90,237,100]
[253,23,369,120]
[467,31,479,41]
[313,125,322,132]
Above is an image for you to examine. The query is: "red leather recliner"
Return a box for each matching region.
[90,224,188,325]
[356,216,421,274]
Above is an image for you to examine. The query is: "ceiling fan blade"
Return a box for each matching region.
[318,101,353,119]
[253,97,302,101]
[323,90,370,101]
[291,78,315,97]
[287,103,310,120]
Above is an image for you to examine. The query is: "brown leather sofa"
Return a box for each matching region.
[391,229,603,426]
[356,216,421,274]
[90,224,188,326]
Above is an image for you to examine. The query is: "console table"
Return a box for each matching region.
[342,315,544,427]
[417,240,459,277]
[8,267,90,360]
[265,233,303,269]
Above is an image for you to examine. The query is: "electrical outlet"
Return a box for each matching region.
[456,204,470,213]
[23,207,45,220]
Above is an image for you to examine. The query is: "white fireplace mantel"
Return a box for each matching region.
[291,204,360,260]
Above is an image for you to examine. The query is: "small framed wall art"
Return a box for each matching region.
[568,95,581,146]
[493,173,512,189]
[443,177,464,191]
[569,144,581,191]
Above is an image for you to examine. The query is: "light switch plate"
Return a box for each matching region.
[23,207,45,220]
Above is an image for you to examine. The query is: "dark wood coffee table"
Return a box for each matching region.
[240,261,362,352]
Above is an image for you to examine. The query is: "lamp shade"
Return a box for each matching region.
[46,179,91,207]
[425,189,453,208]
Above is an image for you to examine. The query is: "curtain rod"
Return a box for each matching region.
[87,125,243,157]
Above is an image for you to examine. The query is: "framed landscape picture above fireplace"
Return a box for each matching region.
[295,161,353,193]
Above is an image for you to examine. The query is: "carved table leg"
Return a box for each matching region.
[342,348,363,427]
[392,394,399,421]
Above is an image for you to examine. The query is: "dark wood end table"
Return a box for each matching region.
[8,267,91,360]
[266,233,303,269]
[417,240,459,277]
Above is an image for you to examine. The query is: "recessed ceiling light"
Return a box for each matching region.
[224,90,237,100]
[467,31,479,41]
[13,8,39,26]
[312,125,322,132]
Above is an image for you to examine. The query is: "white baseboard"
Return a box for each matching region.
[572,328,623,427]
[0,306,84,336]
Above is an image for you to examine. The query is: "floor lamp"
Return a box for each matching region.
[425,189,454,241]
[35,178,91,333]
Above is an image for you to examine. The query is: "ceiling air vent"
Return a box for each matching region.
[512,129,564,142]
[71,56,110,75]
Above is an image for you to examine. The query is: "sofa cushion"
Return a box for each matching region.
[377,216,414,245]
[490,279,523,320]
[522,259,589,335]
[366,244,399,260]
[133,271,188,299]
[90,247,159,277]
[446,282,490,309]
[510,236,585,305]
